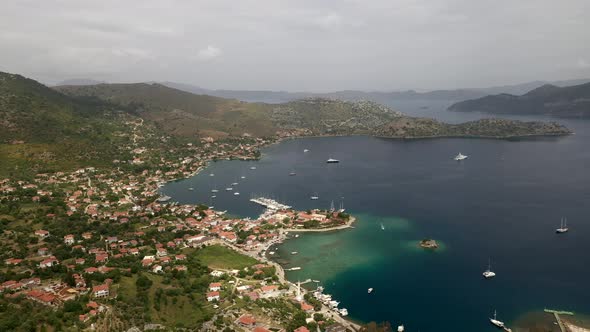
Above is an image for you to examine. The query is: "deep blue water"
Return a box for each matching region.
[161,101,590,331]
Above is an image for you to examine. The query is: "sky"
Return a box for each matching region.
[1,0,590,91]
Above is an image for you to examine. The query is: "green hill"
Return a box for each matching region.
[0,72,135,176]
[448,82,590,118]
[0,72,573,177]
[55,83,404,138]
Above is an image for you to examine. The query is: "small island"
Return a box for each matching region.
[419,238,439,249]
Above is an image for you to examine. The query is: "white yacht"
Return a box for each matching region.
[233,192,240,196]
[556,217,569,233]
[225,187,233,191]
[211,189,219,193]
[483,258,496,279]
[209,173,215,176]
[231,182,238,186]
[211,195,217,198]
[310,194,319,200]
[291,251,298,255]
[380,223,385,231]
[304,149,309,153]
[250,166,257,170]
[454,153,468,161]
[367,288,373,294]
[397,325,405,332]
[188,187,194,191]
[326,158,340,163]
[289,172,296,176]
[489,310,505,328]
[240,175,246,179]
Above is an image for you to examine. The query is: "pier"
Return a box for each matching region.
[250,197,291,210]
[545,309,574,332]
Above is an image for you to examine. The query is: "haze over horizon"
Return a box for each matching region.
[2,0,589,92]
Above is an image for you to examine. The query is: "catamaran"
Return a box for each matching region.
[556,217,569,233]
[483,258,496,279]
[454,153,468,161]
[489,310,505,328]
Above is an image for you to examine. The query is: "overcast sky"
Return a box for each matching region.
[1,0,589,91]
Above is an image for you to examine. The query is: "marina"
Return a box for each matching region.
[249,197,292,210]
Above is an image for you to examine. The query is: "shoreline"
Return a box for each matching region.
[282,216,356,232]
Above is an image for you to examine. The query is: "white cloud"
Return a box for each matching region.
[316,13,343,30]
[196,45,222,61]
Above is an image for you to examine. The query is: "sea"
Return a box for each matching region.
[161,100,590,331]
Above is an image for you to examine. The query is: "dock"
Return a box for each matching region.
[250,197,291,210]
[545,308,574,332]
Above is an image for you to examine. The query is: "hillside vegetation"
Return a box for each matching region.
[0,71,573,177]
[57,82,570,140]
[448,82,590,118]
[0,72,136,176]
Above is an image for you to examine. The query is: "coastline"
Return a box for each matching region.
[282,216,356,232]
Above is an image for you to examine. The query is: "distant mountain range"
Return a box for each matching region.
[55,78,590,104]
[158,79,590,104]
[448,82,590,118]
[55,78,106,86]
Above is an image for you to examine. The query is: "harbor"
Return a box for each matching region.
[250,197,292,210]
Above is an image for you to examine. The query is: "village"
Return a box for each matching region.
[0,119,361,331]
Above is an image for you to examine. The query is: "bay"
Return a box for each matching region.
[161,101,590,331]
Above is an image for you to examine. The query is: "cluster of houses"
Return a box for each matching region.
[0,124,353,330]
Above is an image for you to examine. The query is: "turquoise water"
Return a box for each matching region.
[162,103,590,331]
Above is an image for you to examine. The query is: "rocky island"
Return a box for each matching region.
[419,239,439,249]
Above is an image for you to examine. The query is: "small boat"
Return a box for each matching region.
[368,288,373,294]
[556,217,569,233]
[310,193,319,200]
[326,158,340,163]
[211,195,217,198]
[250,166,257,170]
[289,172,296,176]
[483,258,496,279]
[211,189,219,193]
[380,223,385,231]
[225,187,233,191]
[240,176,246,179]
[288,267,301,271]
[188,187,194,191]
[304,149,309,153]
[209,205,214,209]
[489,310,505,328]
[156,195,171,202]
[269,251,275,255]
[209,173,215,176]
[233,192,240,196]
[291,251,298,255]
[294,234,299,238]
[397,325,405,332]
[231,182,238,186]
[454,153,468,161]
